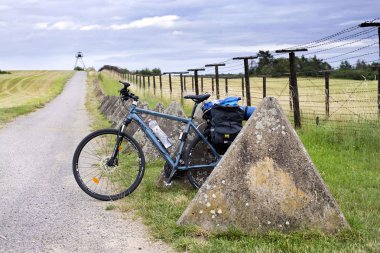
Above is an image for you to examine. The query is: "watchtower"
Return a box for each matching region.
[74,51,86,70]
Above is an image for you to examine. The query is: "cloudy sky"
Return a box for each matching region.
[0,0,378,72]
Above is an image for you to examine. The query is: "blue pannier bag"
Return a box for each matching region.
[240,105,256,120]
[202,96,241,111]
[202,96,256,121]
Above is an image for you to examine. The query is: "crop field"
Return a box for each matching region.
[0,70,73,125]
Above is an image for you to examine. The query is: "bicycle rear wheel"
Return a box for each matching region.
[73,129,145,201]
[185,131,219,189]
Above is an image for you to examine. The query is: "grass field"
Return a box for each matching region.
[0,70,74,126]
[93,72,380,252]
[85,71,113,130]
[102,70,379,124]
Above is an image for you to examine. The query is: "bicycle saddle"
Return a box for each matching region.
[184,93,210,103]
[119,80,131,88]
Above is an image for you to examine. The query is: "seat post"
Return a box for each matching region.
[190,102,199,119]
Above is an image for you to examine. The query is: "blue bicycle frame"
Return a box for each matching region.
[120,101,220,176]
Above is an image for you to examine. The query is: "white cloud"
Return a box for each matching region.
[207,44,296,54]
[88,51,134,63]
[0,21,7,27]
[0,5,10,10]
[80,25,103,31]
[172,30,184,36]
[338,20,364,26]
[49,21,77,30]
[34,22,49,29]
[34,21,79,30]
[110,15,179,30]
[33,15,180,31]
[110,16,124,21]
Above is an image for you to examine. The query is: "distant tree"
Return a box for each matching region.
[297,55,332,76]
[331,59,376,80]
[339,60,352,70]
[118,68,129,73]
[254,50,274,75]
[272,58,289,76]
[0,69,11,74]
[257,50,274,67]
[355,60,367,70]
[132,68,160,75]
[139,68,151,75]
[151,68,161,75]
[252,51,330,77]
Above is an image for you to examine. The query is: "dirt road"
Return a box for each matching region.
[0,72,173,252]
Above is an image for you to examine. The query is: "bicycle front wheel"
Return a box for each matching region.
[73,129,145,201]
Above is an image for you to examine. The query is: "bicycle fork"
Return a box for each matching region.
[107,123,129,167]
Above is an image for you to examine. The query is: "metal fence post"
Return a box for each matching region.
[263,76,267,98]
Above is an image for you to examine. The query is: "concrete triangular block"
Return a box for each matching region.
[104,96,119,116]
[99,96,113,114]
[177,97,349,234]
[193,103,205,125]
[113,100,132,126]
[109,99,123,123]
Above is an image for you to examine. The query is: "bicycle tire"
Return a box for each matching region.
[185,130,218,189]
[73,129,145,201]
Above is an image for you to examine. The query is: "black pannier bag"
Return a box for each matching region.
[205,104,244,154]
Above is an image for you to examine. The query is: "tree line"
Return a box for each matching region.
[0,69,11,74]
[100,51,378,80]
[250,50,378,80]
[99,65,162,75]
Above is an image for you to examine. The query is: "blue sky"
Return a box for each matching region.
[0,0,378,72]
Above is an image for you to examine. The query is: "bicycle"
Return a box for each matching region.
[73,81,221,201]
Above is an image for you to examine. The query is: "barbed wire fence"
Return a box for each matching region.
[99,19,380,132]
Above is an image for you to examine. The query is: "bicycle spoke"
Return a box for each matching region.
[73,130,145,200]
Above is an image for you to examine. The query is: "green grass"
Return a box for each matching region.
[98,72,194,115]
[98,72,120,96]
[105,204,118,211]
[85,71,112,130]
[90,72,380,252]
[0,71,74,126]
[0,104,34,123]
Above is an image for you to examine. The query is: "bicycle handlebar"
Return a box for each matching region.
[118,80,139,101]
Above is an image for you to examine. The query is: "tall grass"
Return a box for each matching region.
[85,71,112,130]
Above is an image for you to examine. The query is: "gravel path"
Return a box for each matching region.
[0,72,173,253]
